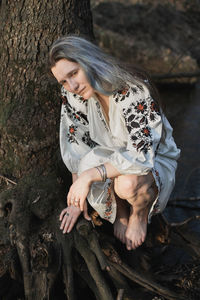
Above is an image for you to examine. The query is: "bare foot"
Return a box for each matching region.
[114,196,129,244]
[125,207,148,250]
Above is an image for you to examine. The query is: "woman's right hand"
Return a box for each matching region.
[59,201,91,234]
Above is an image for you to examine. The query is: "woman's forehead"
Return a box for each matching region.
[51,59,79,81]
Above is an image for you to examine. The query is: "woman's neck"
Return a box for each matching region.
[95,93,110,123]
[95,92,109,104]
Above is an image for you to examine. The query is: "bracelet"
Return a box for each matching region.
[95,164,107,182]
[100,164,107,182]
[95,166,104,181]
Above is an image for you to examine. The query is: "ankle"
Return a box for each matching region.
[131,208,148,222]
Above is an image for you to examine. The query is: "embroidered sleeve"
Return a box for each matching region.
[122,84,161,154]
[110,83,163,175]
[60,89,98,173]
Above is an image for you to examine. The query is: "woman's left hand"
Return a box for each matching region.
[67,171,92,211]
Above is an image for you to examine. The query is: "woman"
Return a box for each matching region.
[49,36,180,250]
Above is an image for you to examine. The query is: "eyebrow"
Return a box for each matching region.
[58,67,79,84]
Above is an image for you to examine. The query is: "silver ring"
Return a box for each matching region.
[74,199,79,203]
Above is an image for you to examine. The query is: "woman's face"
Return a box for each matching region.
[51,58,95,100]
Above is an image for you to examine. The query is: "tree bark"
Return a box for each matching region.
[0,0,94,179]
[0,0,94,299]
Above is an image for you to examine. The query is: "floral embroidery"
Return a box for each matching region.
[61,86,88,105]
[61,95,68,104]
[113,87,130,102]
[152,202,160,214]
[82,132,98,148]
[151,168,162,215]
[150,101,160,121]
[154,168,162,189]
[123,95,160,153]
[135,101,147,114]
[113,84,144,103]
[62,97,88,126]
[73,93,88,106]
[131,83,144,94]
[96,101,109,131]
[67,124,78,144]
[103,181,114,221]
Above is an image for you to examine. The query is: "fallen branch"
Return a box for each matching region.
[0,175,17,185]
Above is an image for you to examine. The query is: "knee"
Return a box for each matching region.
[114,174,141,199]
[114,172,156,200]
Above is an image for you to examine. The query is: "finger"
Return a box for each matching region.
[59,208,68,221]
[80,198,84,211]
[67,193,71,206]
[83,203,91,220]
[74,198,79,207]
[63,215,73,233]
[60,213,70,231]
[66,216,78,233]
[83,211,91,221]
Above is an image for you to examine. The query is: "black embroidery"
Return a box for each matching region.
[134,101,147,114]
[113,86,130,103]
[61,95,68,104]
[82,132,98,148]
[113,84,144,103]
[96,102,109,131]
[61,86,88,106]
[62,97,88,126]
[123,96,160,153]
[104,180,114,221]
[67,124,79,144]
[73,93,88,106]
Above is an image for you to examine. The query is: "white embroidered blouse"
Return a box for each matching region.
[60,82,180,223]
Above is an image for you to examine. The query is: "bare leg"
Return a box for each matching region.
[113,194,129,244]
[114,172,158,250]
[125,179,158,250]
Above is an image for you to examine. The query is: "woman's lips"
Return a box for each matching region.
[79,87,85,96]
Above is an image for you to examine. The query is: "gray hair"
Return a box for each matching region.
[49,35,138,95]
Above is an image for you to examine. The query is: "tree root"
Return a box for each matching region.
[74,229,114,300]
[1,179,200,299]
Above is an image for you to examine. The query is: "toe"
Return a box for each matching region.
[126,239,132,250]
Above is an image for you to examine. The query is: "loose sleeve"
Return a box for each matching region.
[109,83,163,175]
[60,89,98,173]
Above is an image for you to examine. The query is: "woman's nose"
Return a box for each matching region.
[68,79,79,92]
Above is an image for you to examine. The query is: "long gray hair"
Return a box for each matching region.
[49,35,142,95]
[49,35,161,112]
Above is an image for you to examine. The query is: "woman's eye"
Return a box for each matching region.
[72,70,78,76]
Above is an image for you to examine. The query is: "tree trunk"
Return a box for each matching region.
[0,0,94,179]
[1,1,200,299]
[0,0,94,299]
